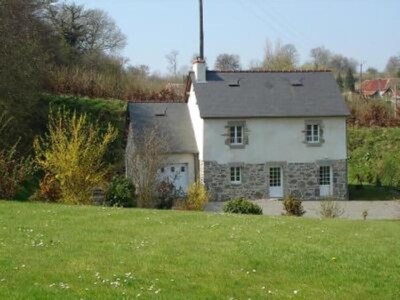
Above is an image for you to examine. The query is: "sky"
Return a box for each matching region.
[75,0,400,75]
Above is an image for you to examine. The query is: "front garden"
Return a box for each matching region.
[0,201,399,299]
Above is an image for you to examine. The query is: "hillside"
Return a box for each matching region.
[15,94,127,200]
[0,201,399,299]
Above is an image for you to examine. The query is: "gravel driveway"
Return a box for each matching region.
[205,199,400,220]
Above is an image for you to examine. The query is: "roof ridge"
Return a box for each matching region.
[208,69,332,73]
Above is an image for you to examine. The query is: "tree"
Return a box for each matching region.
[366,67,378,77]
[385,56,400,76]
[127,125,168,208]
[165,50,179,76]
[329,54,358,73]
[345,68,356,92]
[0,0,49,150]
[214,53,241,71]
[336,73,344,91]
[44,2,126,56]
[127,64,150,77]
[34,109,117,204]
[263,40,299,70]
[310,46,331,69]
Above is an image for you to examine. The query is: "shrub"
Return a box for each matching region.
[0,146,31,199]
[223,198,263,215]
[32,173,62,202]
[319,198,344,218]
[282,194,305,216]
[176,182,209,211]
[105,175,136,207]
[34,109,117,204]
[155,180,182,209]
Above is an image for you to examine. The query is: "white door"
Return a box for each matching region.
[158,163,189,193]
[269,167,283,198]
[319,166,332,197]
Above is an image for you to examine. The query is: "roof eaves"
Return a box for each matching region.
[201,114,351,119]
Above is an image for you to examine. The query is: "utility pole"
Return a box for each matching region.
[359,63,363,96]
[199,0,204,60]
[395,79,398,118]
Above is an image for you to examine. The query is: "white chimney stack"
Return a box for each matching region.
[193,58,206,82]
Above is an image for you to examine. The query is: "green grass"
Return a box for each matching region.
[0,201,399,299]
[349,184,400,200]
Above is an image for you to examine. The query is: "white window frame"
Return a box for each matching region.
[306,123,320,144]
[230,167,241,184]
[269,167,281,187]
[319,166,331,186]
[229,125,243,145]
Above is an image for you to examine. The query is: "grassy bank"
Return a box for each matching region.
[14,94,127,200]
[0,201,399,299]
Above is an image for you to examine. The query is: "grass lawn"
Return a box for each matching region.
[349,184,400,200]
[0,201,399,299]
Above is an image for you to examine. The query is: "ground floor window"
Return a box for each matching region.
[319,166,331,185]
[230,167,241,184]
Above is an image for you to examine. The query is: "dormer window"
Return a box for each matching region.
[230,125,243,145]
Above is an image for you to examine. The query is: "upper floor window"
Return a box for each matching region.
[306,124,320,144]
[304,120,324,146]
[230,125,243,145]
[224,120,248,149]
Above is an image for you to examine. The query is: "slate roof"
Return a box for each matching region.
[128,103,198,154]
[188,71,350,118]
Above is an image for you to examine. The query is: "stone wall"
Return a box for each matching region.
[202,160,348,201]
[202,161,267,201]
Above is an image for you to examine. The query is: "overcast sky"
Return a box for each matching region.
[75,0,400,75]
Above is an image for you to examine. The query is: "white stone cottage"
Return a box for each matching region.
[126,60,350,201]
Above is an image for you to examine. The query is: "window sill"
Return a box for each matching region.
[229,144,245,149]
[230,182,242,185]
[304,142,323,147]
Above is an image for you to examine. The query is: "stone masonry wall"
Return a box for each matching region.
[202,161,267,201]
[202,160,348,201]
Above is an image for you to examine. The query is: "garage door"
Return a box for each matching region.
[158,163,189,193]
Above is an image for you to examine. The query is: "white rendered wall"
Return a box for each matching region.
[187,85,204,160]
[203,117,347,164]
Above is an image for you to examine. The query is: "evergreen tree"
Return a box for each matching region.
[336,73,344,91]
[345,68,356,92]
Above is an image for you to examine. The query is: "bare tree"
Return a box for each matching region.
[127,64,150,77]
[127,125,169,208]
[214,53,241,71]
[165,50,179,76]
[310,46,332,69]
[44,2,126,55]
[329,54,358,74]
[385,56,400,77]
[263,40,299,70]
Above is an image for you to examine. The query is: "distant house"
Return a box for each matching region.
[126,59,350,201]
[360,78,398,99]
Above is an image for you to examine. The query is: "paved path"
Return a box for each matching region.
[205,199,400,220]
